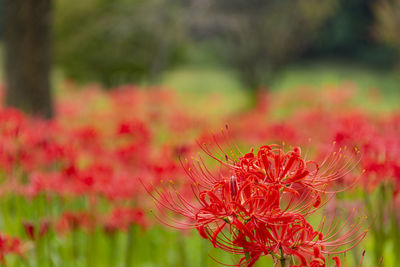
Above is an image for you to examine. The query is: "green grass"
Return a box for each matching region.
[162,61,400,114]
[162,66,249,117]
[273,61,400,109]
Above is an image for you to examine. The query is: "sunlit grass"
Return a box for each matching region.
[161,61,400,117]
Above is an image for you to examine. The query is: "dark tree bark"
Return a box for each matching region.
[4,0,53,118]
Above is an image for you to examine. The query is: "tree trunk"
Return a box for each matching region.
[4,0,53,118]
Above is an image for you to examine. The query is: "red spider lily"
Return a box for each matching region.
[148,141,365,266]
[214,144,358,194]
[0,233,23,264]
[103,207,147,233]
[23,219,51,240]
[56,211,93,234]
[1,84,387,266]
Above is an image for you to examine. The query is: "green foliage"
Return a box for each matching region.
[310,0,397,67]
[0,0,4,38]
[311,0,374,55]
[54,0,187,86]
[193,0,338,89]
[373,0,400,48]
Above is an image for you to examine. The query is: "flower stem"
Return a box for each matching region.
[280,258,288,267]
[108,232,117,267]
[279,247,289,267]
[177,234,187,267]
[245,252,251,260]
[86,231,96,267]
[72,230,78,267]
[201,239,208,267]
[125,224,136,267]
[36,239,41,267]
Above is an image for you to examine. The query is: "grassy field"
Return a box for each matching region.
[162,61,400,113]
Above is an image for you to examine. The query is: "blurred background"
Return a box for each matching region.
[0,1,400,267]
[0,0,400,115]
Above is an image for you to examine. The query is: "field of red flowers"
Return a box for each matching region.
[0,81,399,266]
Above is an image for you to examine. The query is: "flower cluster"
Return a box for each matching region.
[0,83,396,265]
[0,233,23,264]
[151,143,366,266]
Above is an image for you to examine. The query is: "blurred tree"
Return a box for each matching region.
[309,0,373,56]
[372,0,400,64]
[3,0,54,118]
[0,0,4,38]
[307,0,397,67]
[54,0,187,87]
[187,0,337,94]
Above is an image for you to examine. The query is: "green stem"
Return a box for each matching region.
[125,224,136,267]
[72,230,78,267]
[36,238,42,267]
[177,234,187,267]
[108,232,117,267]
[86,231,95,267]
[201,239,208,267]
[363,188,384,265]
[1,196,11,232]
[279,247,288,267]
[391,196,400,264]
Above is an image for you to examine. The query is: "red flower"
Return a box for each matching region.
[103,207,147,233]
[148,141,366,266]
[56,211,93,234]
[0,233,23,264]
[23,219,51,240]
